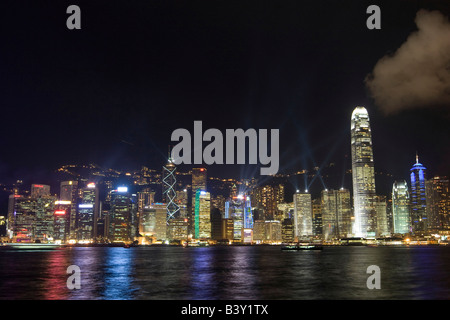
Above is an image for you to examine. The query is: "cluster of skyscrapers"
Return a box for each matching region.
[2,106,449,245]
[350,106,449,239]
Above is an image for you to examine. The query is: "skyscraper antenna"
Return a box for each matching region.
[416,151,419,164]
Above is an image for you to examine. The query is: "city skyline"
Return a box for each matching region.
[3,124,449,245]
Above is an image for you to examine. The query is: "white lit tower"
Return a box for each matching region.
[351,106,377,238]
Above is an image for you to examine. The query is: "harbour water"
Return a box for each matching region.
[0,245,449,300]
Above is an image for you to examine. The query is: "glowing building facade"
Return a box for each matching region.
[252,184,284,220]
[351,106,377,238]
[194,190,211,239]
[321,189,352,240]
[191,168,207,234]
[293,191,313,238]
[35,195,56,242]
[77,183,99,242]
[410,155,427,233]
[392,180,410,234]
[426,176,449,231]
[224,194,252,241]
[60,181,79,241]
[109,187,132,243]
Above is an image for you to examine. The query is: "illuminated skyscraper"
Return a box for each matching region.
[410,154,427,233]
[163,156,180,224]
[60,181,79,241]
[264,220,282,242]
[374,195,389,236]
[54,200,71,243]
[191,168,207,234]
[167,218,189,240]
[252,220,265,242]
[252,184,284,220]
[281,218,294,243]
[35,195,56,242]
[224,194,252,241]
[137,188,155,234]
[194,190,211,239]
[154,203,168,240]
[11,197,36,241]
[176,188,189,218]
[321,189,353,240]
[426,176,449,231]
[392,180,410,234]
[312,198,322,237]
[293,191,313,238]
[29,184,54,242]
[109,187,132,243]
[7,194,22,237]
[77,183,99,242]
[351,106,377,238]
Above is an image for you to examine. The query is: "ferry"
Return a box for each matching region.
[1,243,64,250]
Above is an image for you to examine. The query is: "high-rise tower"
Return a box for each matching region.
[410,154,427,234]
[190,168,207,234]
[426,176,449,231]
[392,180,410,234]
[293,191,313,238]
[77,182,99,242]
[194,190,211,239]
[60,181,79,241]
[351,106,377,238]
[163,155,180,225]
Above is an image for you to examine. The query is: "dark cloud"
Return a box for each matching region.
[366,9,450,114]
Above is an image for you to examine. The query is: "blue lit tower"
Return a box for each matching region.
[244,195,253,229]
[410,154,427,234]
[224,194,252,240]
[163,155,180,225]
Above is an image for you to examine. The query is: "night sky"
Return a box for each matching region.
[1,0,450,187]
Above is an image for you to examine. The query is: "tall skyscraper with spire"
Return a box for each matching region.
[351,106,377,238]
[163,149,180,225]
[410,153,427,234]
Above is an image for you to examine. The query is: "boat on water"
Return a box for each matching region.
[1,243,64,250]
[281,244,323,251]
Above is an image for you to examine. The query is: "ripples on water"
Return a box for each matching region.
[0,246,449,300]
